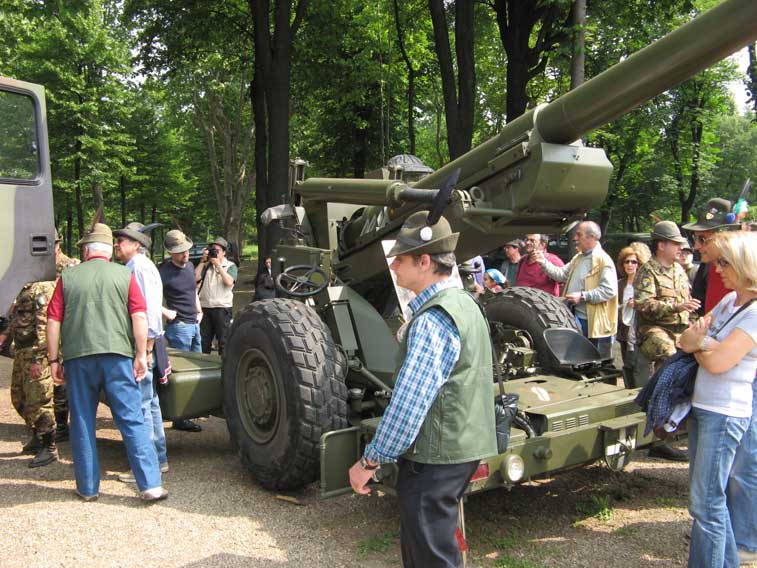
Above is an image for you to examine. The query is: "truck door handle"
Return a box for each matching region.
[30,234,50,255]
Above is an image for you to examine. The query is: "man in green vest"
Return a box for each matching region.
[46,223,167,502]
[349,211,497,568]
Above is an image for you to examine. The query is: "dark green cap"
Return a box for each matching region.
[651,220,687,244]
[682,198,740,232]
[386,211,459,257]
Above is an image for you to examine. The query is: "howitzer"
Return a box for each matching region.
[219,0,757,496]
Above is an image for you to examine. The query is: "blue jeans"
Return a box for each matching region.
[65,354,161,496]
[576,317,614,360]
[165,321,201,352]
[688,406,749,568]
[728,380,757,553]
[139,364,167,465]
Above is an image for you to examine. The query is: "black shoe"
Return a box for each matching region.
[29,432,58,468]
[173,419,202,432]
[55,423,69,443]
[22,431,41,454]
[649,444,688,462]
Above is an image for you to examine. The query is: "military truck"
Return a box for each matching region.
[2,0,756,501]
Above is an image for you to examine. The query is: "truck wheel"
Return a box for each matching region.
[223,299,348,490]
[485,287,580,369]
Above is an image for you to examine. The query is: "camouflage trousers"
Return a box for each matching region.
[638,325,682,369]
[10,348,55,434]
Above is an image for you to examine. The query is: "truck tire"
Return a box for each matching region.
[484,287,580,369]
[222,299,348,490]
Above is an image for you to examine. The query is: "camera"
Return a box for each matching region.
[208,247,219,259]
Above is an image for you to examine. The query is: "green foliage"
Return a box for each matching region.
[575,493,614,522]
[357,529,400,554]
[493,556,544,568]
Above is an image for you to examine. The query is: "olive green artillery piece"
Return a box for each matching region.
[3,0,756,498]
[213,0,757,495]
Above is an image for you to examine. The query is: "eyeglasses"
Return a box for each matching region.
[715,258,730,269]
[623,259,638,265]
[694,235,714,246]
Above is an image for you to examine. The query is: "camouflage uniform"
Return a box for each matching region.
[634,257,692,365]
[9,280,57,434]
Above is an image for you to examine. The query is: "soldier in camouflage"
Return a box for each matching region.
[7,229,78,467]
[633,220,700,462]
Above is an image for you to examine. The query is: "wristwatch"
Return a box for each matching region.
[360,456,378,470]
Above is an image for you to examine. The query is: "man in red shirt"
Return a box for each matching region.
[515,234,564,295]
[46,223,166,502]
[683,198,741,314]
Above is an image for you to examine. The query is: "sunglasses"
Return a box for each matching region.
[694,235,714,245]
[715,258,730,269]
[623,259,638,265]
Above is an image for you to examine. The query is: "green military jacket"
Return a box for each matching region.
[401,287,498,464]
[634,257,692,329]
[10,281,56,358]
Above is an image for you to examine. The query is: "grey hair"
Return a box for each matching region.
[430,252,456,276]
[581,221,602,240]
[86,242,113,258]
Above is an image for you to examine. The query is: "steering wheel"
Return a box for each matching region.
[275,265,329,298]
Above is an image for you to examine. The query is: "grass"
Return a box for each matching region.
[358,530,400,554]
[241,243,259,260]
[654,496,684,508]
[575,494,614,523]
[493,555,544,568]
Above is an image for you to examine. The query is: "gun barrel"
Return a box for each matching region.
[537,0,757,144]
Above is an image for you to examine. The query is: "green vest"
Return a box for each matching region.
[61,259,135,361]
[401,287,497,464]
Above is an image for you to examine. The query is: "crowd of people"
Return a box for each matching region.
[1,223,237,501]
[2,196,755,567]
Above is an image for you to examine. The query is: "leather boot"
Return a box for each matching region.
[29,431,58,468]
[22,429,41,454]
[55,410,69,442]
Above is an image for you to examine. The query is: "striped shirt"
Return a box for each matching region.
[363,280,462,464]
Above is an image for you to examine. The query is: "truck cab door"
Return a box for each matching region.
[0,77,56,314]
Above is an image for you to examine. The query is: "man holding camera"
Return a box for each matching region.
[194,237,237,355]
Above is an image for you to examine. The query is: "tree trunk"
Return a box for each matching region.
[747,42,757,122]
[394,0,417,155]
[428,0,475,160]
[570,0,586,90]
[250,0,307,264]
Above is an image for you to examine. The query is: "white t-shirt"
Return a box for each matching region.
[692,292,757,417]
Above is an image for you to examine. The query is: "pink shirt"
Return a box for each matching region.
[515,252,564,296]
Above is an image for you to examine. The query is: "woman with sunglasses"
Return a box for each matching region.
[678,231,757,568]
[616,245,650,385]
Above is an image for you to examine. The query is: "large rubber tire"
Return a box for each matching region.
[484,287,580,370]
[222,299,348,490]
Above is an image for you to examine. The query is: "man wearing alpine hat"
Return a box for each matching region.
[46,223,166,501]
[348,211,497,567]
[683,197,742,315]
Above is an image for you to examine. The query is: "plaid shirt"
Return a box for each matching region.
[363,280,461,464]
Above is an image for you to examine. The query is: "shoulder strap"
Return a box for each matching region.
[711,298,756,336]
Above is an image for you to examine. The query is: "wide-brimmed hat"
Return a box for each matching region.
[651,221,687,244]
[682,198,741,232]
[681,239,693,252]
[76,223,113,246]
[504,239,524,249]
[386,211,459,257]
[164,229,193,254]
[211,237,229,250]
[113,222,152,248]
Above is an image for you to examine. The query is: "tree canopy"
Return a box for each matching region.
[1,0,755,257]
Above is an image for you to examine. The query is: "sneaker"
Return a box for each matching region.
[118,463,168,483]
[140,487,168,502]
[75,490,99,502]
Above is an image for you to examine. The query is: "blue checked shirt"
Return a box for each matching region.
[363,280,461,464]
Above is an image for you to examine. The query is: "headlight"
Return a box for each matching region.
[500,454,525,483]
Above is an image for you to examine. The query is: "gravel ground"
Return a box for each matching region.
[1,350,701,568]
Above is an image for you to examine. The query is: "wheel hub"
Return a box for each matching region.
[236,349,280,444]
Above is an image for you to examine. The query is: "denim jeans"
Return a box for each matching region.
[576,317,614,360]
[688,406,749,568]
[728,379,757,553]
[139,363,167,465]
[165,321,202,352]
[64,354,161,496]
